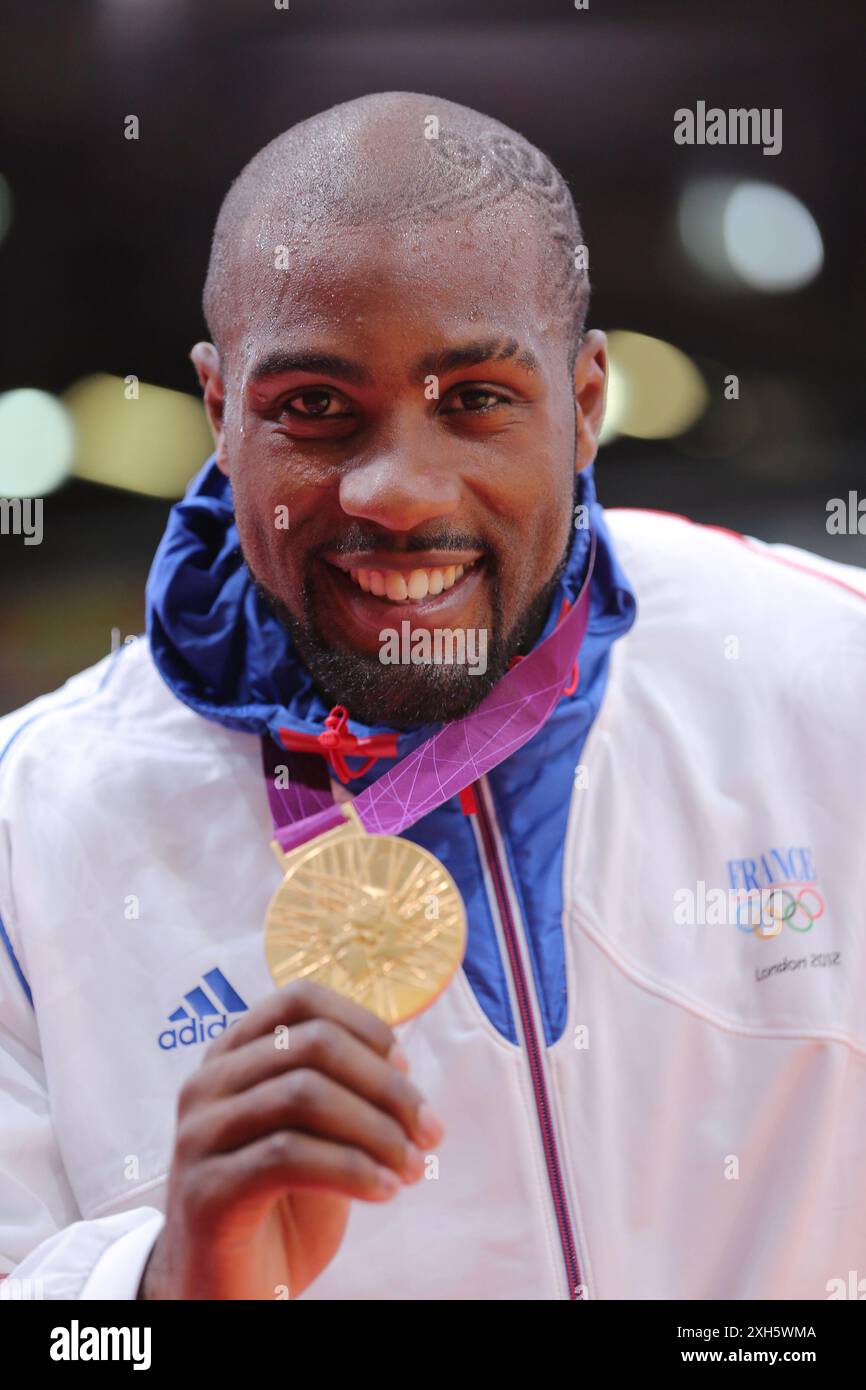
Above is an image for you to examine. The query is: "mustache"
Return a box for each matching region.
[310,525,490,558]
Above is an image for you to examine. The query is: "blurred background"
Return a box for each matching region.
[1,0,864,713]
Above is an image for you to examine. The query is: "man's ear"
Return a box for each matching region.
[190,342,228,473]
[573,329,608,473]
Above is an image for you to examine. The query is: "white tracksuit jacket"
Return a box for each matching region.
[1,509,865,1301]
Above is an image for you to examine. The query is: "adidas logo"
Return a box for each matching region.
[158,968,249,1050]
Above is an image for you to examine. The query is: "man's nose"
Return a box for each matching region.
[338,428,462,532]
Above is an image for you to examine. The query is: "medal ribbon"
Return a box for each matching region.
[264,533,596,849]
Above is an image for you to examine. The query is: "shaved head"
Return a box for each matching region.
[193,91,608,728]
[203,91,590,371]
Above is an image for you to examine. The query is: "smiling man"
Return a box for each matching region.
[2,92,866,1304]
[193,93,597,729]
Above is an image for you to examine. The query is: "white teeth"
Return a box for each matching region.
[385,571,409,601]
[407,569,430,600]
[345,559,476,600]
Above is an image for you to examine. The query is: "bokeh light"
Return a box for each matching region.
[599,354,629,445]
[678,177,823,292]
[63,374,213,498]
[602,332,709,442]
[723,182,824,292]
[0,389,76,497]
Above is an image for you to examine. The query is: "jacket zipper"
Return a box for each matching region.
[472,776,584,1300]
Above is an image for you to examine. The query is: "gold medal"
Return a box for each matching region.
[264,804,467,1025]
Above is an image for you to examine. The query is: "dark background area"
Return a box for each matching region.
[1,0,864,712]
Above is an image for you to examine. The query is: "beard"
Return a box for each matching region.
[252,560,566,730]
[246,491,578,730]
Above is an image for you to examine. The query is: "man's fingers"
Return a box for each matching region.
[190,1130,403,1217]
[207,980,397,1061]
[192,1018,440,1148]
[188,1069,427,1181]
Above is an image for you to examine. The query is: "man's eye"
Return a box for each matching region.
[283,389,352,418]
[440,387,507,414]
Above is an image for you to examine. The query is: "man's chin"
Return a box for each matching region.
[251,549,563,731]
[290,642,502,730]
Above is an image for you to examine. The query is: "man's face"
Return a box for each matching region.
[197,211,605,727]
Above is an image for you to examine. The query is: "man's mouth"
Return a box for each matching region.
[346,559,476,602]
[323,551,483,603]
[319,549,487,644]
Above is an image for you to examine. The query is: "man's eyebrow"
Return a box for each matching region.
[248,351,373,387]
[413,338,539,378]
[247,339,539,388]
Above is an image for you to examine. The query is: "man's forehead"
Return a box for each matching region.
[204,101,587,370]
[253,208,537,287]
[229,213,557,370]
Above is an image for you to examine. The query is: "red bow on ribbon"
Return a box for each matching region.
[277,705,399,785]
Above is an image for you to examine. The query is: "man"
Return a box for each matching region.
[1,92,865,1302]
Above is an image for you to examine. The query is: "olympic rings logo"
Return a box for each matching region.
[734,886,825,939]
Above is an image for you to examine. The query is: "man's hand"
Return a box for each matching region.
[138,980,443,1300]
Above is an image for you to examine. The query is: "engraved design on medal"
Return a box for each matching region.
[264,832,467,1025]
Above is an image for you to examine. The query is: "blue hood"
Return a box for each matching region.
[145,454,635,760]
